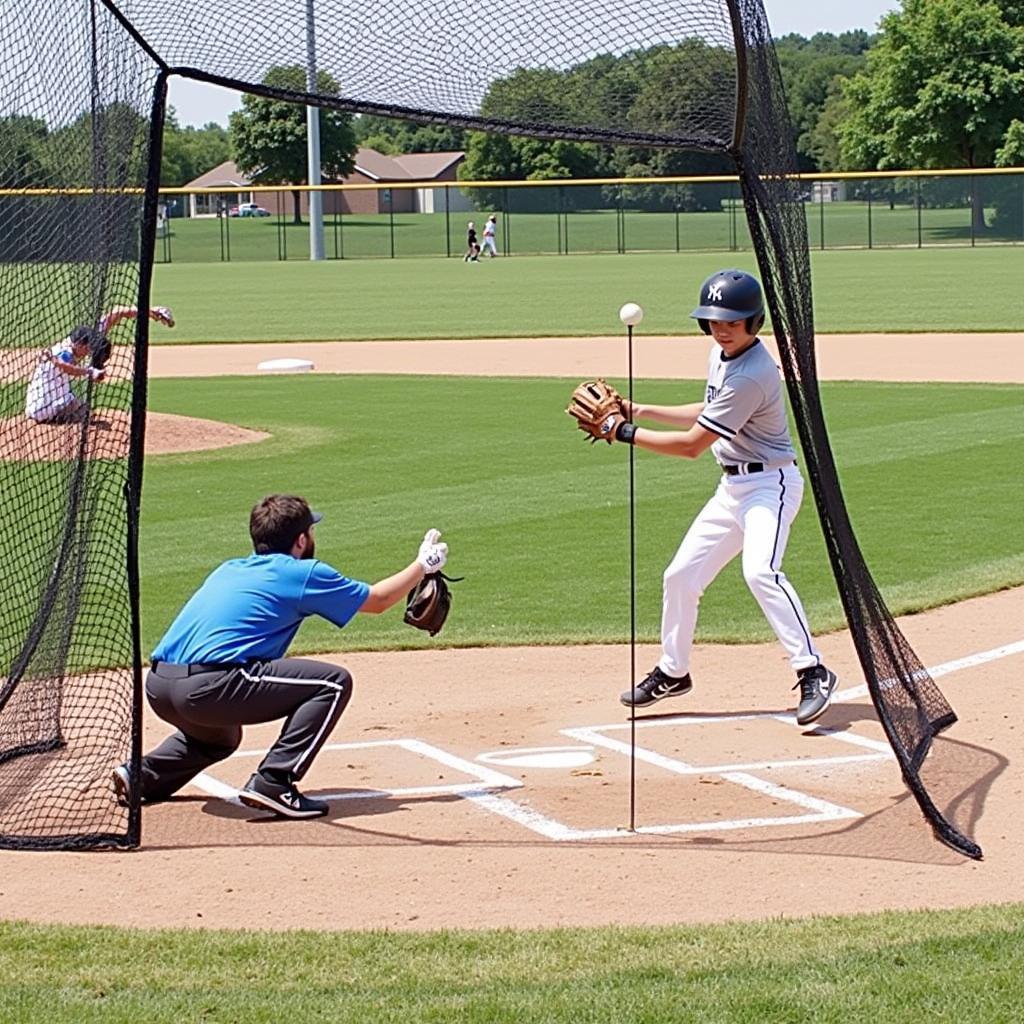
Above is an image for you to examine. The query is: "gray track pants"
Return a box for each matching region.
[139,658,353,801]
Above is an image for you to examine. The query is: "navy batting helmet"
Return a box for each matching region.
[690,269,765,336]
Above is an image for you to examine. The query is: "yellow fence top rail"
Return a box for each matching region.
[0,166,1018,198]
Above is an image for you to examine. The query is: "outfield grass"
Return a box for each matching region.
[155,200,1020,264]
[148,247,1024,342]
[2,903,1022,1022]
[137,375,1024,658]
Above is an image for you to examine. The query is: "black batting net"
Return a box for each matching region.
[0,0,979,856]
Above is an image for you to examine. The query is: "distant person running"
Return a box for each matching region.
[463,221,480,262]
[25,304,174,423]
[481,214,499,257]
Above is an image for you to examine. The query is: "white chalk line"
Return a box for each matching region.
[834,638,1024,703]
[191,737,522,806]
[189,636,1021,838]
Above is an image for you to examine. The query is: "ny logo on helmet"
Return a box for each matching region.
[707,281,724,302]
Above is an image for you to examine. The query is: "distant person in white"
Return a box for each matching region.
[25,304,174,423]
[608,269,838,726]
[481,214,499,257]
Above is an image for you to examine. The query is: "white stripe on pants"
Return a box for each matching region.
[659,464,820,677]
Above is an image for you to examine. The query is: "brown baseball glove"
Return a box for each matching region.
[566,378,627,445]
[404,571,464,637]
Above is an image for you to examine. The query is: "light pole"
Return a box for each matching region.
[306,0,325,260]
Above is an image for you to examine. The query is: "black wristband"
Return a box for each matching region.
[616,421,638,444]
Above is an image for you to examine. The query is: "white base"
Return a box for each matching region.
[257,358,314,373]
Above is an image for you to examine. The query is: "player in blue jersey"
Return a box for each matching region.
[113,494,449,819]
[608,270,837,726]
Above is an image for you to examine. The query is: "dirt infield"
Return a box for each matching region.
[0,332,1020,933]
[0,411,268,461]
[146,332,1024,383]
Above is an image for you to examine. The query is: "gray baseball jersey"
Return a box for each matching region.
[696,339,796,466]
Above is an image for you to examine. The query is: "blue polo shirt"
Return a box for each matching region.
[151,554,370,665]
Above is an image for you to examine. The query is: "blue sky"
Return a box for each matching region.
[166,0,898,128]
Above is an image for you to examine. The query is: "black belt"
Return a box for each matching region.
[721,460,795,477]
[150,661,242,678]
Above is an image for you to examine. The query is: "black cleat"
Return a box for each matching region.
[238,773,329,819]
[794,665,838,725]
[620,667,693,708]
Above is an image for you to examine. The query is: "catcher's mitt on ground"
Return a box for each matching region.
[566,378,627,444]
[404,571,464,637]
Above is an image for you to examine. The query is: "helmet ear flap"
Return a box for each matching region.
[697,318,712,335]
[747,313,765,334]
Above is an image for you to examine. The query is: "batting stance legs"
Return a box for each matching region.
[660,465,821,678]
[137,658,353,804]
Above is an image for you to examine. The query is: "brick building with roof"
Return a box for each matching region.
[180,149,470,217]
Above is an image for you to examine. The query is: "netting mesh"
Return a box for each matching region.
[0,0,155,847]
[0,0,979,856]
[731,0,978,858]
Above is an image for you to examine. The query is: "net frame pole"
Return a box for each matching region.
[124,67,173,847]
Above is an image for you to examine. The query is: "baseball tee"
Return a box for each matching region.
[483,219,495,237]
[696,338,796,467]
[152,554,370,664]
[25,340,75,420]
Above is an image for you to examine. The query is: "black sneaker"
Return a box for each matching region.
[794,665,838,725]
[620,667,693,708]
[238,773,329,819]
[111,763,133,807]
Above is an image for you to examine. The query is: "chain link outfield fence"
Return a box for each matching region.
[0,0,981,856]
[152,169,1024,263]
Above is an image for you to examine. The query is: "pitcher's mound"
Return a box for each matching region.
[0,411,269,462]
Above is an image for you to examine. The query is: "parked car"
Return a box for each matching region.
[236,202,271,218]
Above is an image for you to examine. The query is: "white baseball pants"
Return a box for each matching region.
[659,463,820,677]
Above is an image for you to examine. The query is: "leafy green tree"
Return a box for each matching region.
[354,115,465,155]
[775,32,873,169]
[462,41,735,211]
[837,0,1024,231]
[991,118,1024,237]
[229,66,357,223]
[460,132,601,211]
[996,118,1024,165]
[45,102,149,187]
[806,89,853,171]
[160,109,231,187]
[0,115,50,188]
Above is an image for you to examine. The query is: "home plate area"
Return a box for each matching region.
[186,698,898,842]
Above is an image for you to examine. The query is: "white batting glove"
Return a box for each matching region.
[416,528,448,572]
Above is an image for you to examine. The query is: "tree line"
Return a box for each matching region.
[3,0,1020,228]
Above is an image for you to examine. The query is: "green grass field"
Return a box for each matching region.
[137,374,1024,657]
[155,198,1022,264]
[5,243,1022,1014]
[148,247,1024,342]
[3,904,1023,1022]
